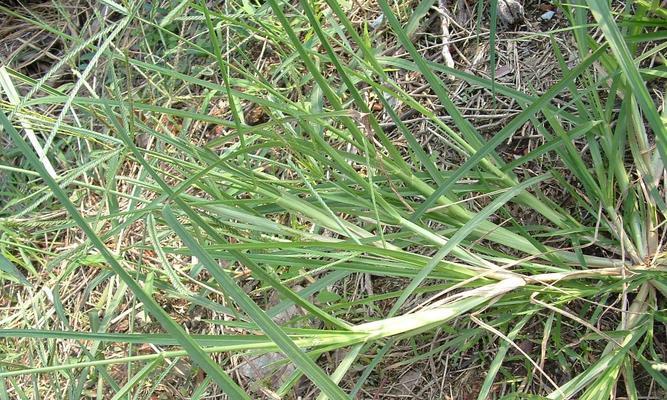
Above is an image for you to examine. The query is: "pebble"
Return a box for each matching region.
[540,11,556,21]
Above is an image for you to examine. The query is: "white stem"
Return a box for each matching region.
[0,67,57,178]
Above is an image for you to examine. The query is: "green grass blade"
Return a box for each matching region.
[587,1,667,162]
[0,111,252,399]
[163,207,351,400]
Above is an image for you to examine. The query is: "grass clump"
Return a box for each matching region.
[0,0,665,398]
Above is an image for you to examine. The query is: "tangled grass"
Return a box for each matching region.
[0,0,665,398]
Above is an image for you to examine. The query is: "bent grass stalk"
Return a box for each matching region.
[0,0,664,398]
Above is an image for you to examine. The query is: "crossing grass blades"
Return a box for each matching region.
[0,0,665,398]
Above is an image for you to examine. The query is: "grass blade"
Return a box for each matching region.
[0,111,252,399]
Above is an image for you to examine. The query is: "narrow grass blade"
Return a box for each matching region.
[109,355,163,400]
[587,1,667,161]
[163,207,351,400]
[0,111,251,399]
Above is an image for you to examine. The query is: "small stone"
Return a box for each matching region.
[238,285,307,391]
[370,14,384,30]
[540,10,556,21]
[238,352,295,388]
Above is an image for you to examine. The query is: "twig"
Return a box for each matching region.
[437,0,456,78]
